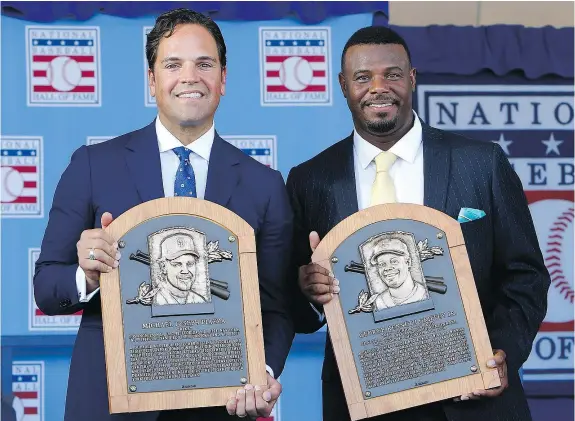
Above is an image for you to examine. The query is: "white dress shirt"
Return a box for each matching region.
[353,111,424,210]
[76,117,213,302]
[313,111,424,321]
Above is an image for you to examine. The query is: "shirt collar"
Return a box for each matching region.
[155,116,214,162]
[354,110,423,170]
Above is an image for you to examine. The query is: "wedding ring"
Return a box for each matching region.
[88,248,96,260]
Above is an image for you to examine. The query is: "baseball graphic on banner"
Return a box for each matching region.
[47,56,82,92]
[529,199,574,323]
[1,166,24,202]
[279,57,313,91]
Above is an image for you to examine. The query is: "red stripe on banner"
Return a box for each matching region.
[33,85,95,93]
[36,309,83,316]
[539,321,575,331]
[33,55,94,62]
[24,407,38,415]
[11,166,37,173]
[11,197,37,204]
[82,70,95,77]
[266,85,326,93]
[24,181,37,188]
[33,70,47,77]
[13,392,37,399]
[525,191,575,203]
[265,55,325,63]
[266,70,324,78]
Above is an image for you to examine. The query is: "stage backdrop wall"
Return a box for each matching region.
[1,5,573,421]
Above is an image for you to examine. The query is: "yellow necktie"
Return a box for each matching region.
[370,151,397,206]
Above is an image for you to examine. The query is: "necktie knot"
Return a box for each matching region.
[374,151,397,173]
[173,146,192,162]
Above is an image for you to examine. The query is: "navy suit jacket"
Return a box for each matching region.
[286,120,550,421]
[34,120,294,420]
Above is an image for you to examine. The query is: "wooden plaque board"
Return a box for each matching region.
[99,197,266,413]
[312,203,500,420]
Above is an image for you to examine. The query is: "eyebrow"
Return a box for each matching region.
[161,56,217,64]
[353,66,404,77]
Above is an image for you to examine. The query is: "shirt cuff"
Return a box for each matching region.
[76,266,100,302]
[310,301,325,323]
[265,365,274,379]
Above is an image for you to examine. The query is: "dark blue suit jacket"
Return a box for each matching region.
[34,120,294,421]
[286,120,550,421]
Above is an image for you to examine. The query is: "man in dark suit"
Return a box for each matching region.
[286,26,550,421]
[34,8,293,421]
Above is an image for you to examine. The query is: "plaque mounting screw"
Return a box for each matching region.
[365,391,371,398]
[229,236,236,242]
[240,377,247,384]
[470,365,478,373]
[436,233,444,239]
[129,385,137,392]
[118,240,126,248]
[331,257,339,263]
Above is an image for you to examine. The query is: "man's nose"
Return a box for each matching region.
[369,75,391,94]
[179,62,200,84]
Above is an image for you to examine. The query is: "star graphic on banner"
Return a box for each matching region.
[492,133,513,155]
[542,132,563,156]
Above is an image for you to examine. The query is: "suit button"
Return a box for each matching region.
[59,299,72,308]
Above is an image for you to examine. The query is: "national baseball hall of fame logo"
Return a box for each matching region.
[417,84,574,387]
[29,248,81,331]
[1,137,43,218]
[26,26,101,106]
[223,136,277,169]
[260,27,331,106]
[12,361,44,421]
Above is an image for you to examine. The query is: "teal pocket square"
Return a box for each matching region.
[458,207,486,223]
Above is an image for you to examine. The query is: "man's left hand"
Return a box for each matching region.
[455,349,508,401]
[226,374,281,419]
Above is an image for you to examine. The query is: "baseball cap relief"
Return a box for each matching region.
[160,233,199,260]
[370,238,409,265]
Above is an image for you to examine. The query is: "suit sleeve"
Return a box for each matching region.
[256,170,295,377]
[285,168,327,334]
[486,143,551,374]
[34,145,94,315]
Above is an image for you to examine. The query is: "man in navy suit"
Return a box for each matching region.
[34,8,293,421]
[287,26,550,421]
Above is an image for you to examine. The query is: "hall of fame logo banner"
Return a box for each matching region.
[1,136,43,218]
[12,361,44,421]
[26,26,101,106]
[143,26,155,107]
[259,27,331,106]
[29,248,81,331]
[417,84,574,387]
[223,136,277,169]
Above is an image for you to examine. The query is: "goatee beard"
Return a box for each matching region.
[365,114,399,134]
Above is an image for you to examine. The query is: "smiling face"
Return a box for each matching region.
[163,253,198,291]
[374,252,411,289]
[148,23,226,134]
[339,43,416,144]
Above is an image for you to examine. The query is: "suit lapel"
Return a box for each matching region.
[124,120,165,203]
[332,135,359,224]
[204,133,240,207]
[422,122,451,213]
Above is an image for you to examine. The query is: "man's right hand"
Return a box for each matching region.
[298,231,340,306]
[76,212,120,293]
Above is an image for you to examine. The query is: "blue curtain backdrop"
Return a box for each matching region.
[1,2,573,421]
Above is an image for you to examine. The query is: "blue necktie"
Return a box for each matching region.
[172,146,197,198]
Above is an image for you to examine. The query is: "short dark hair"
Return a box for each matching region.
[146,8,227,71]
[341,26,412,70]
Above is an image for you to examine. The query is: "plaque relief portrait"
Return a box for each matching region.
[150,228,211,306]
[348,231,444,322]
[126,226,233,316]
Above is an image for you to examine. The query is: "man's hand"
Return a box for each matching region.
[455,349,508,401]
[76,212,120,293]
[298,231,340,306]
[226,374,281,419]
